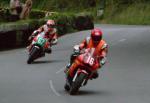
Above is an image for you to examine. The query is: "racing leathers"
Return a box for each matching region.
[28,24,58,53]
[65,36,108,79]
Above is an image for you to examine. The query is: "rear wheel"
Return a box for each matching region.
[69,73,86,95]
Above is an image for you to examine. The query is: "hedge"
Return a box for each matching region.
[0,10,94,50]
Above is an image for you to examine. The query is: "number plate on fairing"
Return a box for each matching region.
[36,36,46,47]
[83,54,95,66]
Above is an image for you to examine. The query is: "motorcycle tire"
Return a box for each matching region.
[69,73,86,95]
[27,47,39,64]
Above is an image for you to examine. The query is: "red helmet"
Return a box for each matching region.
[46,20,55,29]
[91,28,102,42]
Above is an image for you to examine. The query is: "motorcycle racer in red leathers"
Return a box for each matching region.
[65,28,108,80]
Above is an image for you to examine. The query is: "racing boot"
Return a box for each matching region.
[64,63,71,73]
[67,74,72,85]
[45,46,52,54]
[91,71,99,79]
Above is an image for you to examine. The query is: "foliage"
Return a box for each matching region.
[1,0,150,25]
[29,10,46,19]
[101,2,150,25]
[0,8,10,23]
[45,12,94,35]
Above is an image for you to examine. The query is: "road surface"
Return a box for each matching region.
[0,24,150,103]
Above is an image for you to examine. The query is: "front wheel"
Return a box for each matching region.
[69,73,87,95]
[27,46,39,64]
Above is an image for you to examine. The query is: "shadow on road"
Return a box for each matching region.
[30,59,65,64]
[61,89,112,96]
[76,90,112,96]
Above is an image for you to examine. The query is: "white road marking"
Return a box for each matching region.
[56,67,65,74]
[56,63,68,74]
[49,80,61,96]
[119,39,126,42]
[112,39,127,46]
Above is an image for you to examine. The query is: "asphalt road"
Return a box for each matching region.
[0,24,150,103]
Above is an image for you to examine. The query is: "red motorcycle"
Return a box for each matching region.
[65,48,100,95]
[27,32,51,64]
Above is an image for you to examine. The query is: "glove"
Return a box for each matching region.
[33,30,39,35]
[28,30,39,41]
[100,57,107,66]
[28,36,34,41]
[51,38,58,45]
[73,45,80,54]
